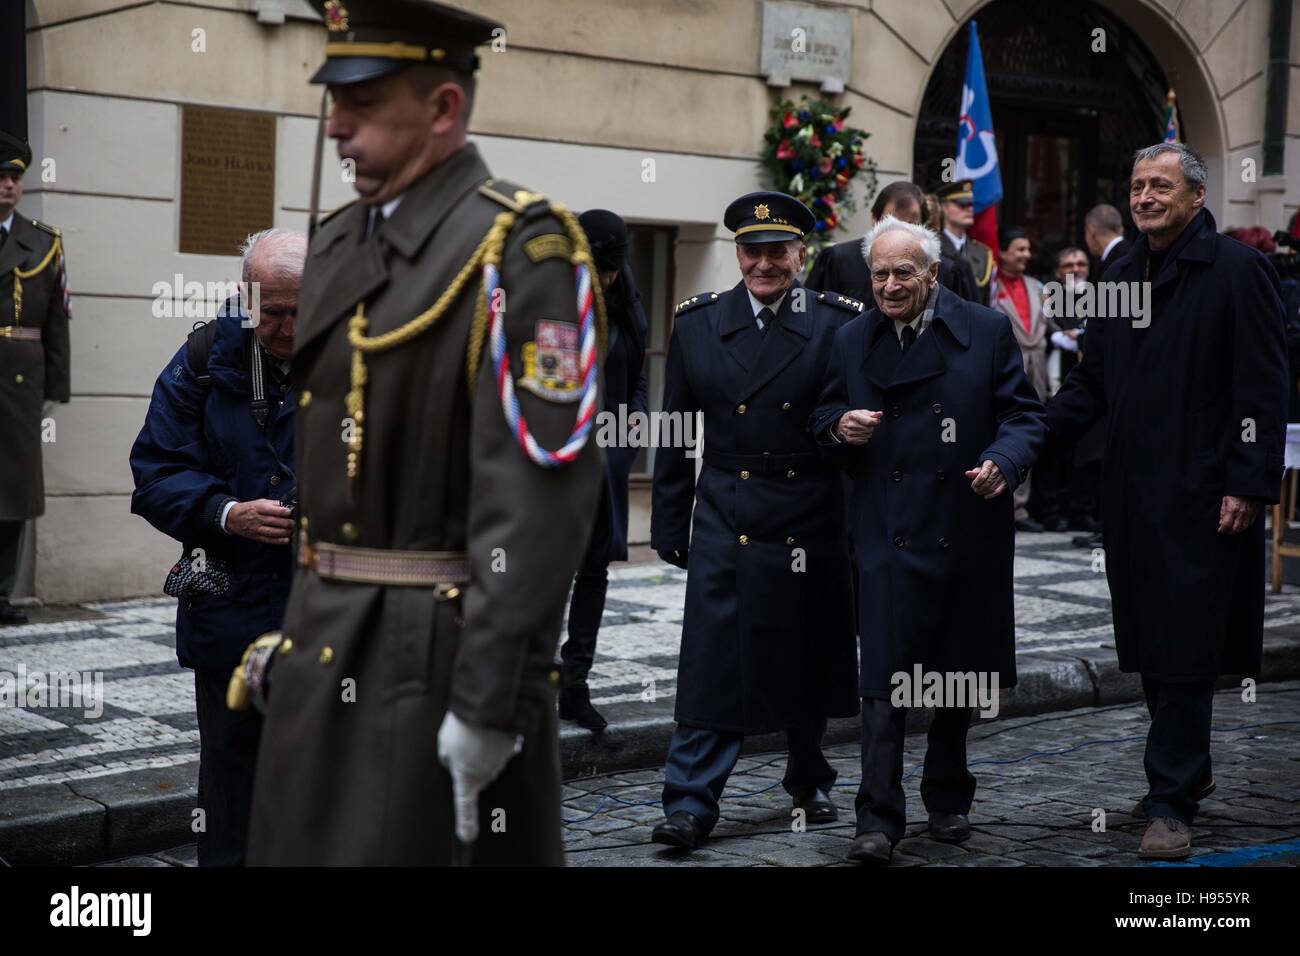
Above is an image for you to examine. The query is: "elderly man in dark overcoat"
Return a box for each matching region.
[649,191,860,850]
[811,215,1045,865]
[1047,143,1288,860]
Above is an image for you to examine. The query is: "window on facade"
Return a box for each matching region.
[625,224,677,479]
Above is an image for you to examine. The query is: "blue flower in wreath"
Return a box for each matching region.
[814,220,827,232]
[798,110,810,123]
[836,157,847,169]
[824,124,836,136]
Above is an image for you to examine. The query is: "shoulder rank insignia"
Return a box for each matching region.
[818,291,864,313]
[518,319,583,403]
[675,292,717,315]
[30,219,61,238]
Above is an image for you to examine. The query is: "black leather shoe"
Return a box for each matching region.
[651,811,708,850]
[1072,531,1104,549]
[0,601,28,626]
[558,685,608,732]
[792,788,838,824]
[846,831,893,865]
[1015,518,1044,533]
[1069,515,1102,533]
[927,811,971,843]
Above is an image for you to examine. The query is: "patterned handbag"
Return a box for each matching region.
[163,550,232,599]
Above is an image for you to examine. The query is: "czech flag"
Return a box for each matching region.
[954,21,1001,252]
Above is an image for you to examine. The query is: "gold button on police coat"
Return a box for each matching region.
[782,403,791,411]
[548,669,561,687]
[319,646,334,665]
[299,390,312,407]
[341,522,358,541]
[737,404,747,414]
[787,469,797,478]
[740,470,750,479]
[14,374,23,383]
[739,534,749,544]
[279,639,294,655]
[786,537,795,545]
[270,475,281,486]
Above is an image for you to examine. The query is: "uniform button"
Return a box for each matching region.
[737,404,747,415]
[782,402,791,411]
[891,470,902,482]
[893,536,905,548]
[547,669,561,687]
[270,475,281,486]
[932,403,943,415]
[319,646,334,665]
[299,390,312,408]
[786,469,797,478]
[739,534,749,545]
[891,405,901,418]
[299,516,309,531]
[340,522,359,541]
[740,470,750,479]
[279,638,294,655]
[940,538,950,550]
[786,536,795,545]
[937,470,946,481]
[14,374,23,384]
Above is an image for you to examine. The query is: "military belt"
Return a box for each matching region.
[299,539,471,587]
[0,326,41,341]
[703,449,826,476]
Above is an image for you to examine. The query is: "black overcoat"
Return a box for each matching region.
[652,279,859,734]
[1048,210,1288,680]
[810,286,1045,698]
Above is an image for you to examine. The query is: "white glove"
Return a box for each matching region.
[436,710,523,844]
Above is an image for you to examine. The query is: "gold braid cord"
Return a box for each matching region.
[341,198,609,495]
[11,235,62,326]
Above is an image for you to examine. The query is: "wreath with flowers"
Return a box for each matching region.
[760,97,877,253]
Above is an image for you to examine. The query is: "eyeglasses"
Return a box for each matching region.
[870,265,927,284]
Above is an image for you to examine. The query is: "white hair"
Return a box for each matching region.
[861,215,942,267]
[240,228,307,282]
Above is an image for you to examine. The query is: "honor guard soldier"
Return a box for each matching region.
[936,180,994,307]
[240,0,603,866]
[0,131,70,625]
[649,191,859,850]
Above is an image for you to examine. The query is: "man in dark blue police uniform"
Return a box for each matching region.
[649,192,861,850]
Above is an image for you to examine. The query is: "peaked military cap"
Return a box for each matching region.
[309,0,502,86]
[724,191,815,244]
[935,180,975,205]
[0,130,32,175]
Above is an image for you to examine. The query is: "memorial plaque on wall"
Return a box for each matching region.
[760,1,852,92]
[179,105,276,255]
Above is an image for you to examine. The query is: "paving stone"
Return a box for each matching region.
[0,783,105,865]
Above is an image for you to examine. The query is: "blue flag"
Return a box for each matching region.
[954,21,1002,213]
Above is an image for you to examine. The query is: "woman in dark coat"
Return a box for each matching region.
[558,210,648,730]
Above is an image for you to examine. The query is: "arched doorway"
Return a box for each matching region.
[913,0,1178,267]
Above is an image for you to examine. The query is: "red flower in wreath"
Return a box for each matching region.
[783,112,799,130]
[776,139,796,161]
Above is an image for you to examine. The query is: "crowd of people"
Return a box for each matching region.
[1,0,1294,869]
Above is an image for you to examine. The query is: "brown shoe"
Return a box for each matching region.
[1138,817,1191,860]
[1131,778,1215,818]
[927,812,971,843]
[846,831,893,866]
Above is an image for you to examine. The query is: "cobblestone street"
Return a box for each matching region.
[559,681,1300,868]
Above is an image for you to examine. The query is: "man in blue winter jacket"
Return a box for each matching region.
[130,228,305,866]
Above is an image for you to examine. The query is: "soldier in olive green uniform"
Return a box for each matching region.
[243,1,603,865]
[937,180,994,307]
[0,131,70,625]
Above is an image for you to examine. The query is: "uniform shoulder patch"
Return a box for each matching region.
[675,292,718,315]
[30,218,60,238]
[517,319,583,403]
[817,291,865,313]
[524,233,573,264]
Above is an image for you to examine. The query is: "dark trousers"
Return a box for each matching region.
[662,721,836,831]
[855,698,975,843]
[560,563,609,688]
[0,520,23,600]
[1140,676,1214,825]
[193,667,262,866]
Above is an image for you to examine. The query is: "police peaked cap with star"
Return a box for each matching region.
[724,191,815,244]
